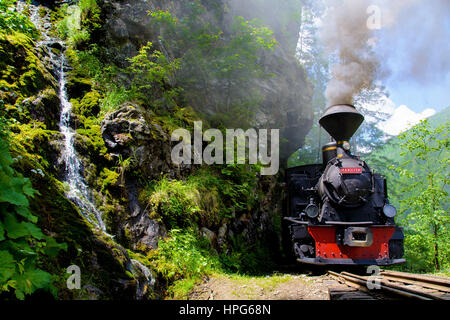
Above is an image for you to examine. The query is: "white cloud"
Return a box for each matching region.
[378,104,436,136]
[358,94,436,136]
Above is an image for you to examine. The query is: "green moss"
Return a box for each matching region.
[81,90,101,116]
[0,32,51,99]
[76,117,107,156]
[9,121,60,170]
[72,90,101,118]
[65,76,92,99]
[99,168,119,193]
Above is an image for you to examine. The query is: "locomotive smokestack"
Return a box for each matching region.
[319,104,364,141]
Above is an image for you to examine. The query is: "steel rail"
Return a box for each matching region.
[380,270,450,288]
[328,271,442,300]
[379,274,450,292]
[341,271,447,300]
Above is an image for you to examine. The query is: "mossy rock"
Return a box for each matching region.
[75,117,108,158]
[0,32,54,98]
[75,90,101,117]
[65,76,92,99]
[9,121,62,172]
[11,152,137,300]
[21,88,61,130]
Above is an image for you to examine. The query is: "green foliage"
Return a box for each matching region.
[139,177,204,229]
[79,0,101,26]
[149,4,277,126]
[99,85,130,115]
[127,42,181,109]
[0,0,38,39]
[149,229,220,281]
[140,165,259,230]
[0,118,66,299]
[216,164,259,215]
[389,120,449,272]
[58,0,100,49]
[219,234,275,275]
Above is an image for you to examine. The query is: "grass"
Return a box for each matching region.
[221,272,293,289]
[168,277,204,299]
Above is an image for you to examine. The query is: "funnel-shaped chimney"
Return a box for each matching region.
[319,104,364,141]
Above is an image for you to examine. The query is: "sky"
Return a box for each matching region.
[299,1,449,136]
[380,12,450,115]
[374,0,450,132]
[349,0,449,135]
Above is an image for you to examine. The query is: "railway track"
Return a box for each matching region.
[327,270,450,300]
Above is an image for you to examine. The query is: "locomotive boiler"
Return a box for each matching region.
[282,104,405,265]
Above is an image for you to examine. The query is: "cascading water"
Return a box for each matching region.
[18,0,157,299]
[18,0,105,231]
[58,57,106,231]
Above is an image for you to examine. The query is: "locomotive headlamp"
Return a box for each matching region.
[383,204,397,218]
[305,204,319,218]
[342,141,351,151]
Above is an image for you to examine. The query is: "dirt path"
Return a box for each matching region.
[188,273,334,300]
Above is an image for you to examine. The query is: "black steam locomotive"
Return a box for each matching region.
[282,104,405,265]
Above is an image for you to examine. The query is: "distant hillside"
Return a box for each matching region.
[428,106,450,127]
[367,105,449,209]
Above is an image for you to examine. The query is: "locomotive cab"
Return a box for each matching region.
[283,104,405,266]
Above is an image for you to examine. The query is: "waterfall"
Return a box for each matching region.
[58,56,106,232]
[20,0,106,231]
[18,1,156,299]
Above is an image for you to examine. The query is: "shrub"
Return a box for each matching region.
[140,178,203,229]
[0,0,38,39]
[149,229,220,281]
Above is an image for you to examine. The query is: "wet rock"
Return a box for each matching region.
[201,227,217,245]
[124,178,167,251]
[217,224,228,248]
[23,88,61,130]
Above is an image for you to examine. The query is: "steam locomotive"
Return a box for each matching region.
[282,104,405,265]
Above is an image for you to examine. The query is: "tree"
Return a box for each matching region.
[127,42,181,109]
[289,0,329,166]
[390,120,449,271]
[148,3,277,127]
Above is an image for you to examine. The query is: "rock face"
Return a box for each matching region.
[101,104,192,180]
[100,0,313,162]
[3,0,313,300]
[100,103,282,256]
[101,105,192,251]
[124,178,167,251]
[96,0,311,261]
